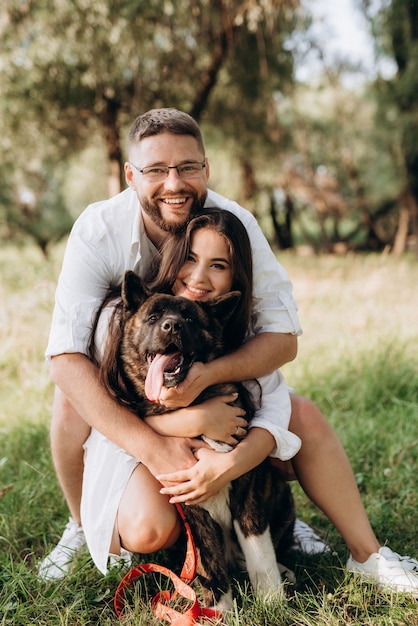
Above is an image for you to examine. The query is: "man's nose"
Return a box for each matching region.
[164,167,183,187]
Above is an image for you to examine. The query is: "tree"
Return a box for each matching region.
[361,0,418,255]
[1,0,300,196]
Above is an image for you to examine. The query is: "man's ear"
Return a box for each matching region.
[204,157,210,182]
[124,162,136,190]
[121,271,151,313]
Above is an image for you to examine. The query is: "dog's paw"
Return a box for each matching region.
[278,561,296,584]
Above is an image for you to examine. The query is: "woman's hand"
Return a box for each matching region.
[157,428,277,505]
[189,394,248,444]
[144,394,247,443]
[157,447,235,505]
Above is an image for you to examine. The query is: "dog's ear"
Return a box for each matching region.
[121,271,152,313]
[203,290,241,326]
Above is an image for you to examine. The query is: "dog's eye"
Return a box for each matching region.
[148,314,160,323]
[185,316,196,324]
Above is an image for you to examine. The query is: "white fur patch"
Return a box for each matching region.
[233,522,285,600]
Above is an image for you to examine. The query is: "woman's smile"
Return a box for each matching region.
[172,227,233,302]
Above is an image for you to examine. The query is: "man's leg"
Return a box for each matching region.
[50,386,91,522]
[38,386,91,580]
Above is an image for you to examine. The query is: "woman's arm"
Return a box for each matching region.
[157,426,277,505]
[246,371,302,461]
[144,393,248,445]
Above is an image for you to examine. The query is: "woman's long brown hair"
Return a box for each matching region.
[149,208,254,352]
[89,208,255,407]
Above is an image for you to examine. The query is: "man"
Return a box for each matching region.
[40,108,418,596]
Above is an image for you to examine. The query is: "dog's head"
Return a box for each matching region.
[120,271,240,403]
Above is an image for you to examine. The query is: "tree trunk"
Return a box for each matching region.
[392,204,409,257]
[269,189,294,249]
[101,96,123,197]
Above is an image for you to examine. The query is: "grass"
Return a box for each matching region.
[1,242,418,624]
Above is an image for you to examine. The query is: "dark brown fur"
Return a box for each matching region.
[101,271,295,609]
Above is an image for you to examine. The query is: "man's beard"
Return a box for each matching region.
[141,189,208,235]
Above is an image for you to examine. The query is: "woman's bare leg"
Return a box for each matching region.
[287,393,379,563]
[115,463,181,555]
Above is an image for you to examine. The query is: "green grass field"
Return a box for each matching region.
[1,243,417,625]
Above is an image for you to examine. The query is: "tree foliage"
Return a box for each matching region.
[1,0,299,188]
[263,0,418,255]
[360,0,418,254]
[2,0,417,255]
[0,0,302,252]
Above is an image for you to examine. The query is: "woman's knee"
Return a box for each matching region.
[119,507,181,554]
[117,465,182,554]
[289,394,332,441]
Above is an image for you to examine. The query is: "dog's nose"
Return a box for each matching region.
[161,317,183,334]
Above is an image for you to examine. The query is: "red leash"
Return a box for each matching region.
[114,503,223,624]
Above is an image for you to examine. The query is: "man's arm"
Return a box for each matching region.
[205,331,297,383]
[159,331,297,408]
[49,353,203,477]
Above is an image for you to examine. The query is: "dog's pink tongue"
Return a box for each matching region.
[145,354,174,401]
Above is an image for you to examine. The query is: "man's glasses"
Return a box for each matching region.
[129,161,206,182]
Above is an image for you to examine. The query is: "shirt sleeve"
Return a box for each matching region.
[205,191,302,336]
[244,371,301,461]
[46,224,113,358]
[243,211,302,336]
[45,193,139,359]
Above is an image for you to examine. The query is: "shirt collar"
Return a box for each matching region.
[128,189,159,277]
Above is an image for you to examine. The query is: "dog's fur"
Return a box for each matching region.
[100,271,295,611]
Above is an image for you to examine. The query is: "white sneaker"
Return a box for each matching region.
[292,518,330,555]
[378,546,418,572]
[38,518,86,581]
[347,546,418,596]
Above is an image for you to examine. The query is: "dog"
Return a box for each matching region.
[100,270,295,612]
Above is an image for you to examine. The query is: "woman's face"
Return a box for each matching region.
[172,227,234,302]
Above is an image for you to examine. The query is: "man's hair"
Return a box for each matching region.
[128,108,205,153]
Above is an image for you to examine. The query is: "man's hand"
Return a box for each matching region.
[157,362,209,408]
[144,435,207,479]
[157,427,277,505]
[158,332,298,411]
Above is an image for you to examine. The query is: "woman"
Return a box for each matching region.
[81,208,300,575]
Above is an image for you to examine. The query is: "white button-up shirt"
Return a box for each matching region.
[46,187,302,459]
